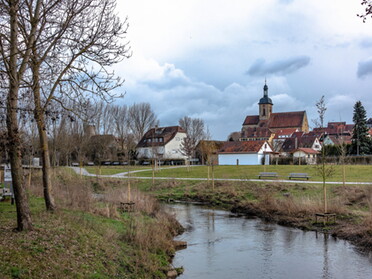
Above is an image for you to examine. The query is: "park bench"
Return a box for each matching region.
[288,173,310,180]
[258,172,278,179]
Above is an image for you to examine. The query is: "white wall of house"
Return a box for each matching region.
[311,138,322,151]
[293,150,317,164]
[218,153,259,165]
[137,132,187,160]
[163,132,187,159]
[219,142,272,165]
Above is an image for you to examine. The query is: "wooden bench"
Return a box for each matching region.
[288,173,310,180]
[258,172,278,179]
[315,213,336,224]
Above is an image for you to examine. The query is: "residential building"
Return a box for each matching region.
[136,126,187,160]
[218,140,273,165]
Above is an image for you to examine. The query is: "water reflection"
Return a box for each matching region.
[169,203,372,279]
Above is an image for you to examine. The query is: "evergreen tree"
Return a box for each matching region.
[351,101,371,155]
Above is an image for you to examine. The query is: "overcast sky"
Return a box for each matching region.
[115,0,372,140]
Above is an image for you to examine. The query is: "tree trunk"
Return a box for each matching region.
[32,62,55,211]
[6,0,33,231]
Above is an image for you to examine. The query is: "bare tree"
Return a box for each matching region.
[312,95,327,128]
[15,0,130,211]
[179,116,206,161]
[0,0,42,230]
[313,95,334,217]
[128,103,158,143]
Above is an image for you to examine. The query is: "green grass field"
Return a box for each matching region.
[85,164,372,182]
[84,165,152,175]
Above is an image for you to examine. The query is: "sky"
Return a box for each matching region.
[114,0,372,140]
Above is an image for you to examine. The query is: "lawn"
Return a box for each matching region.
[84,165,152,175]
[131,164,372,182]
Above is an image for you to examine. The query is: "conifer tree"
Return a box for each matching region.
[351,101,371,155]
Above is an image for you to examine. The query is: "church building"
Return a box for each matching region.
[241,82,309,141]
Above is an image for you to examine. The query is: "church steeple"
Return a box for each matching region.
[258,81,273,120]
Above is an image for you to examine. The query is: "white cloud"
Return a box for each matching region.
[113,0,372,139]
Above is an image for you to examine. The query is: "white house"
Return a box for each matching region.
[218,140,273,165]
[292,148,320,164]
[136,126,188,160]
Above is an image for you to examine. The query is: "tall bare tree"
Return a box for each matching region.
[179,116,206,161]
[16,0,130,211]
[128,103,158,143]
[0,0,41,230]
[313,96,334,216]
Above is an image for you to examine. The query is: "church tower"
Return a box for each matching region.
[258,81,273,120]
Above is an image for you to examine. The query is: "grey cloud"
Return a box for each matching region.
[360,38,372,48]
[247,56,311,77]
[357,58,372,78]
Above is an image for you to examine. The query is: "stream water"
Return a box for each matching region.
[167,203,372,279]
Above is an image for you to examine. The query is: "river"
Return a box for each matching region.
[167,203,372,279]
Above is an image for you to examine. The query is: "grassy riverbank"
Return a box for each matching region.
[0,170,183,279]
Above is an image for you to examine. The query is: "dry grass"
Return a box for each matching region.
[3,168,183,278]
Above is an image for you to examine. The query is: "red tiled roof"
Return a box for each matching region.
[242,127,271,138]
[273,128,298,138]
[219,140,270,153]
[268,111,306,129]
[292,148,320,154]
[243,115,260,126]
[326,135,352,145]
[281,133,319,152]
[136,126,186,148]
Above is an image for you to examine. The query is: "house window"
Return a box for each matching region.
[159,138,163,142]
[148,138,152,143]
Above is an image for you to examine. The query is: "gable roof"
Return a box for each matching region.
[325,134,352,145]
[243,115,260,126]
[281,133,319,152]
[272,128,298,139]
[243,111,306,129]
[218,140,271,154]
[136,126,186,148]
[268,111,306,129]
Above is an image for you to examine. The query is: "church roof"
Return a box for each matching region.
[243,111,306,129]
[268,111,306,129]
[243,115,260,126]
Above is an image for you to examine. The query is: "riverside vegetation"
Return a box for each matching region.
[0,169,184,279]
[2,165,372,278]
[123,165,372,252]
